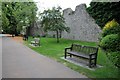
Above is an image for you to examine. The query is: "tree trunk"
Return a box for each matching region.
[59,30,62,38]
[14,27,18,36]
[56,30,59,43]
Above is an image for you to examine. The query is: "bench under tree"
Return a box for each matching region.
[65,44,98,68]
[31,38,40,46]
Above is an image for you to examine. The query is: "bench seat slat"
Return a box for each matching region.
[66,51,89,59]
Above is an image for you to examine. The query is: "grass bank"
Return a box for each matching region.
[25,37,119,78]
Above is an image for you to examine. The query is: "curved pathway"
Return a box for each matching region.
[2,37,87,78]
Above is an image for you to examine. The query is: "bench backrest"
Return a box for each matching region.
[71,44,98,54]
[34,38,40,43]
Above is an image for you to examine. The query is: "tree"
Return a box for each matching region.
[2,1,37,35]
[87,2,120,28]
[40,7,69,43]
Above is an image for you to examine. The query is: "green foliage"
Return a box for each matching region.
[102,19,120,37]
[87,2,120,67]
[25,37,119,78]
[100,34,120,52]
[2,2,37,35]
[39,6,70,43]
[107,52,120,68]
[100,19,120,68]
[87,2,120,28]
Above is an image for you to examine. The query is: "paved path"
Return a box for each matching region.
[2,37,87,78]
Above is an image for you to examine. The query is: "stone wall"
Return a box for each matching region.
[62,4,101,42]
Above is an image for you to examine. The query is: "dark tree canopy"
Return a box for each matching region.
[1,1,37,35]
[87,2,120,28]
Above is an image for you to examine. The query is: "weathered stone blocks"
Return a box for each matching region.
[62,4,101,42]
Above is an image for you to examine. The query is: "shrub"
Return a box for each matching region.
[107,52,120,68]
[100,19,120,68]
[102,19,120,37]
[100,34,120,52]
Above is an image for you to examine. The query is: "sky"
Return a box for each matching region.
[33,0,92,13]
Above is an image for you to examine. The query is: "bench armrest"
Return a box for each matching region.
[65,47,72,50]
[89,53,97,58]
[65,47,72,52]
[89,53,96,55]
[64,47,72,59]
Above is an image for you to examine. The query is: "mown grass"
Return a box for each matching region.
[25,37,119,78]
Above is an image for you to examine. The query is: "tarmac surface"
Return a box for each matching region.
[2,37,87,78]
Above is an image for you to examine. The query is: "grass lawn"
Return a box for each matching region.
[25,37,119,78]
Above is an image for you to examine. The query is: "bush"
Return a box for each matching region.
[107,52,120,68]
[102,19,120,37]
[100,19,120,68]
[100,34,120,52]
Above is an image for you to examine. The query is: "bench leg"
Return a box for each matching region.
[94,58,97,66]
[89,59,92,68]
[34,43,36,46]
[95,58,97,66]
[65,52,67,59]
[89,55,92,68]
[89,58,97,68]
[70,54,72,57]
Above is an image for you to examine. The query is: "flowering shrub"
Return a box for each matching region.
[102,19,120,37]
[103,19,119,31]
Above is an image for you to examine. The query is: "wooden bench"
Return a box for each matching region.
[31,38,40,46]
[23,35,28,41]
[65,44,98,68]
